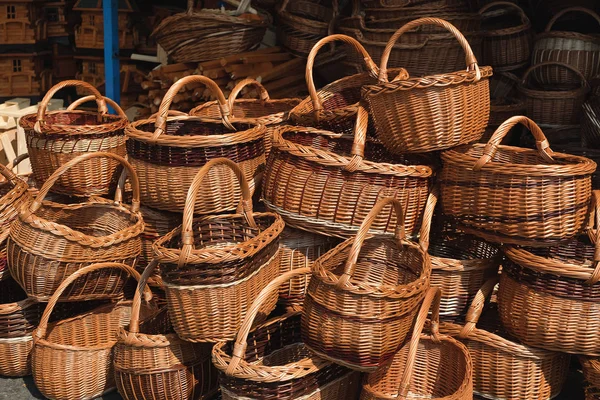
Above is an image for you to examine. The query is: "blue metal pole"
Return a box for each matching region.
[103,0,120,110]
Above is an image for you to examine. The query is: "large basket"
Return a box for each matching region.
[114,260,219,400]
[7,152,143,302]
[32,263,156,400]
[153,158,282,343]
[301,197,430,371]
[518,62,590,126]
[126,75,266,214]
[363,17,492,154]
[531,7,600,88]
[440,277,571,400]
[583,98,600,148]
[440,116,596,246]
[361,287,473,400]
[213,268,362,400]
[263,106,433,239]
[20,80,128,197]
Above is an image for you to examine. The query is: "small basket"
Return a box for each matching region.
[20,80,128,197]
[583,98,600,148]
[302,197,430,371]
[363,17,492,154]
[361,287,473,400]
[518,62,590,126]
[213,268,362,400]
[32,263,156,400]
[126,75,266,214]
[440,277,571,399]
[7,152,144,302]
[440,116,596,246]
[153,158,283,343]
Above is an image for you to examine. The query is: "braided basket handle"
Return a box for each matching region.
[418,185,439,253]
[479,1,530,24]
[306,34,379,113]
[153,75,232,138]
[397,287,442,399]
[228,79,270,116]
[129,260,160,334]
[68,95,127,118]
[178,158,256,267]
[336,197,406,288]
[28,152,141,213]
[224,267,311,375]
[522,61,589,89]
[457,276,499,339]
[546,7,600,32]
[34,262,153,341]
[473,116,555,171]
[378,17,480,83]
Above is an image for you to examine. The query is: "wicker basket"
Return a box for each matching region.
[191,79,300,157]
[126,75,266,214]
[553,146,600,189]
[361,287,473,400]
[213,268,362,400]
[440,277,571,400]
[138,206,180,278]
[583,98,600,148]
[32,263,156,400]
[363,17,492,154]
[114,260,219,400]
[440,116,596,246]
[531,7,600,88]
[263,106,433,239]
[301,197,430,371]
[7,152,143,302]
[153,158,282,343]
[519,62,590,126]
[362,2,473,20]
[582,357,600,392]
[361,0,470,8]
[20,80,128,197]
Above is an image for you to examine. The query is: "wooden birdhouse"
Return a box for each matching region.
[44,0,70,38]
[0,0,47,44]
[0,52,51,98]
[73,0,137,50]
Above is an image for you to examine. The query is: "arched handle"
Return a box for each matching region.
[397,287,442,399]
[35,80,107,133]
[153,75,232,138]
[6,153,30,171]
[177,158,256,267]
[473,116,555,171]
[378,18,480,83]
[228,79,270,117]
[457,276,499,339]
[336,197,406,288]
[68,95,127,118]
[479,1,530,25]
[522,61,589,89]
[306,34,379,113]
[546,7,600,32]
[418,185,439,253]
[342,105,369,171]
[224,267,311,375]
[28,152,141,213]
[186,0,195,13]
[34,262,153,341]
[129,260,160,334]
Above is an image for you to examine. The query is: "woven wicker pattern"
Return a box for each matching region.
[7,152,143,302]
[440,116,596,246]
[363,18,491,154]
[582,357,600,391]
[138,206,180,275]
[361,0,470,9]
[583,98,600,148]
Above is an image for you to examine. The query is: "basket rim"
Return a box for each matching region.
[116,328,189,349]
[534,30,600,46]
[20,110,128,137]
[190,98,301,125]
[0,281,37,315]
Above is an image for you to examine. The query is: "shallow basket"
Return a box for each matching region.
[301,198,430,371]
[126,75,266,214]
[7,152,143,302]
[20,80,128,197]
[440,116,596,246]
[153,158,283,343]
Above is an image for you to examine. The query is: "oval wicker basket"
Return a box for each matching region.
[440,116,596,246]
[126,75,266,214]
[363,17,492,154]
[7,152,144,302]
[20,80,128,197]
[301,197,431,371]
[153,158,283,343]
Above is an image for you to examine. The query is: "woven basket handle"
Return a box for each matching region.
[457,276,499,338]
[522,61,589,89]
[224,267,311,375]
[28,152,141,213]
[336,197,406,288]
[178,157,256,267]
[306,34,379,113]
[228,79,270,116]
[473,116,555,170]
[129,260,160,334]
[546,7,600,32]
[418,185,439,253]
[68,95,127,118]
[34,262,153,341]
[153,75,232,138]
[378,17,480,83]
[479,1,529,24]
[397,287,442,399]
